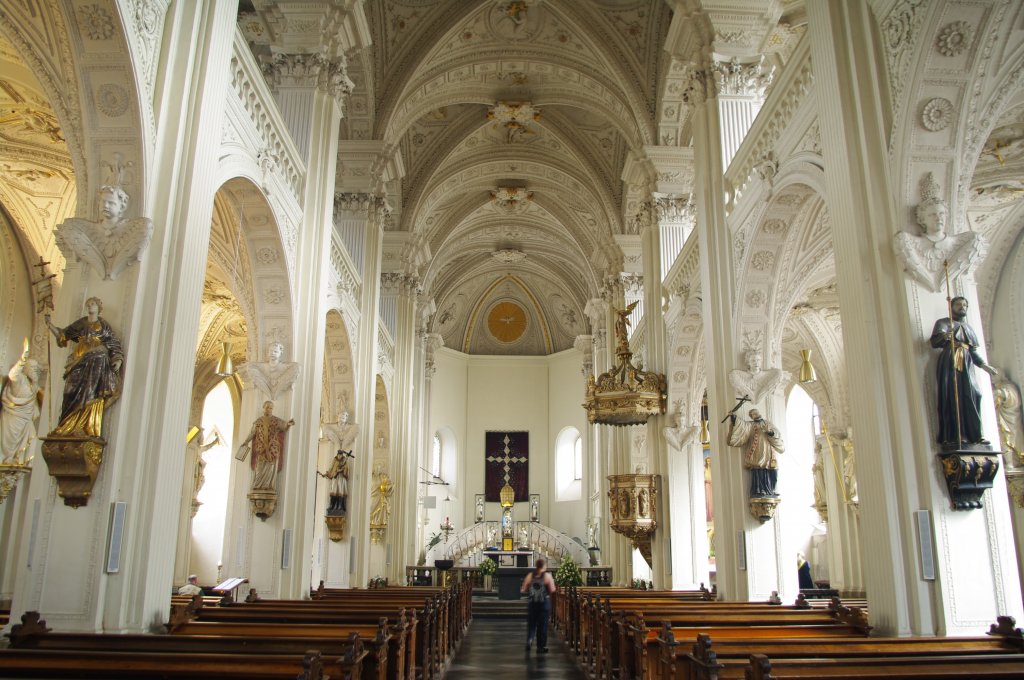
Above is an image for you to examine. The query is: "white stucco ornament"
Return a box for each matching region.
[55,162,154,280]
[237,342,300,400]
[893,172,986,293]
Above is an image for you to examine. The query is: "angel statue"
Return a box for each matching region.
[322,396,359,453]
[663,400,696,451]
[894,172,986,293]
[729,349,784,406]
[1,340,45,464]
[237,341,300,401]
[54,172,154,281]
[44,297,124,437]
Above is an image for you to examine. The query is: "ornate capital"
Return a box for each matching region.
[261,52,354,103]
[654,196,695,227]
[334,191,372,215]
[713,57,774,98]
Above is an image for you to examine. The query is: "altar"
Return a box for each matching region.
[482,550,533,568]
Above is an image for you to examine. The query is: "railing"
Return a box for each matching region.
[439,521,589,566]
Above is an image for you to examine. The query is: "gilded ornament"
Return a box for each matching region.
[583,303,667,426]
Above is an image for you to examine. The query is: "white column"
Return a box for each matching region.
[384,274,419,581]
[808,0,1021,634]
[691,61,751,601]
[639,205,672,588]
[345,196,384,587]
[8,0,237,632]
[278,82,341,601]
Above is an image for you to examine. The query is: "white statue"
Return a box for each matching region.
[893,172,986,293]
[840,434,859,505]
[323,402,359,453]
[237,341,300,401]
[0,344,44,464]
[54,180,154,281]
[728,350,784,405]
[663,400,697,451]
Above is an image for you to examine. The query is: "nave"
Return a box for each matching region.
[445,619,585,680]
[3,2,1024,674]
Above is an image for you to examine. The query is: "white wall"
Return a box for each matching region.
[428,348,588,553]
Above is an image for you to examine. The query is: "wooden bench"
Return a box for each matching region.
[745,652,1024,679]
[658,631,1024,680]
[0,648,335,679]
[171,618,398,680]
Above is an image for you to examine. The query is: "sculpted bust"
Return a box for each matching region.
[237,342,300,401]
[322,406,359,452]
[893,172,986,293]
[54,183,154,281]
[728,351,784,405]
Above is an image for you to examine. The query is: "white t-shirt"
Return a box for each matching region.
[178,583,202,596]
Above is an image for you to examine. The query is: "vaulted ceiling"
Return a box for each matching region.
[348,0,674,355]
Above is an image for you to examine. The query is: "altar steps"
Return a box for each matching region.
[472,593,527,619]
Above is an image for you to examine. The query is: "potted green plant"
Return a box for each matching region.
[554,554,583,588]
[479,557,497,591]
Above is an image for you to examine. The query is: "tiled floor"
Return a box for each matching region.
[444,619,588,679]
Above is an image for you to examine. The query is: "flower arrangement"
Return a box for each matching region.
[554,554,583,587]
[425,531,442,551]
[479,557,498,576]
[368,576,389,589]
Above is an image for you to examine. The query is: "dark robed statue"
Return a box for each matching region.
[45,297,124,437]
[930,296,997,447]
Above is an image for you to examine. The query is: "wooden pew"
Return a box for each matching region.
[0,648,334,679]
[7,628,366,680]
[657,631,1024,680]
[171,618,396,680]
[189,605,420,680]
[745,652,1024,679]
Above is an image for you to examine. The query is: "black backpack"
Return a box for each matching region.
[528,574,547,603]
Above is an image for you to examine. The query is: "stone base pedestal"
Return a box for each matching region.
[325,514,346,541]
[749,496,780,523]
[40,435,106,508]
[938,447,1001,510]
[247,489,278,520]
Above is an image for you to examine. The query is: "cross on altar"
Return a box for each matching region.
[486,434,528,486]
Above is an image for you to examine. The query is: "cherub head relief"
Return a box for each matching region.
[268,341,284,364]
[98,185,129,225]
[915,172,948,241]
[745,350,763,374]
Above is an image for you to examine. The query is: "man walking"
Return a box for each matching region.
[521,558,556,652]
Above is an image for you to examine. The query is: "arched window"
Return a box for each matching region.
[431,433,442,479]
[573,435,583,481]
[556,427,583,501]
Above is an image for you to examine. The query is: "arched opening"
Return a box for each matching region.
[783,384,829,588]
[189,380,235,584]
[555,426,582,502]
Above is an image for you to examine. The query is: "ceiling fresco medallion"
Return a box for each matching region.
[487,301,527,343]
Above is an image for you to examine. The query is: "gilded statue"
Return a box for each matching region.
[370,466,394,529]
[44,297,123,437]
[993,377,1023,466]
[929,297,997,447]
[727,408,785,497]
[0,342,44,464]
[235,401,294,493]
[324,450,351,514]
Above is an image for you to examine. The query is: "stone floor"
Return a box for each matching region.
[444,619,587,679]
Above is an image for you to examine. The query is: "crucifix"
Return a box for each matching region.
[486,434,528,487]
